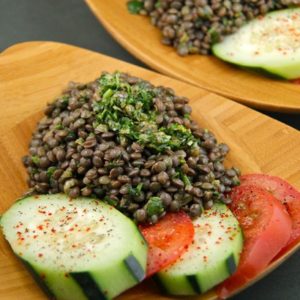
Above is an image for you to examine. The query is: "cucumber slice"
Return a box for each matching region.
[213,8,300,79]
[155,203,243,296]
[0,194,148,300]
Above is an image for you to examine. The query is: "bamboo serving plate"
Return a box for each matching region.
[0,41,300,300]
[85,0,300,113]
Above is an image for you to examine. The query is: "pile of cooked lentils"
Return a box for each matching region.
[127,0,298,55]
[23,72,240,224]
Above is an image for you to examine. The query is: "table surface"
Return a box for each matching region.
[0,1,299,300]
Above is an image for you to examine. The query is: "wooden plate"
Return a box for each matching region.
[0,41,300,300]
[85,0,300,113]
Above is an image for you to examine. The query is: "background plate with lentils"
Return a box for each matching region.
[127,0,298,55]
[23,72,240,224]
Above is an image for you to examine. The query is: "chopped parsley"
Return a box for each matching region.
[93,72,199,153]
[129,183,144,197]
[46,166,57,178]
[145,197,164,217]
[31,155,40,165]
[127,1,144,14]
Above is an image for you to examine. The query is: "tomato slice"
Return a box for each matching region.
[240,174,300,203]
[217,185,292,299]
[139,212,194,277]
[240,174,300,251]
[291,78,300,84]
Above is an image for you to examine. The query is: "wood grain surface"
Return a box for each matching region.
[0,41,300,300]
[85,0,300,113]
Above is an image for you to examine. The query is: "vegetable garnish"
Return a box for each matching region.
[155,203,243,296]
[127,0,143,15]
[139,211,194,277]
[213,8,300,80]
[94,72,198,152]
[0,194,148,300]
[217,185,292,299]
[240,174,300,252]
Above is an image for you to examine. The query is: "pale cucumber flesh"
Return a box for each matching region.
[213,8,300,79]
[155,203,243,296]
[1,194,148,300]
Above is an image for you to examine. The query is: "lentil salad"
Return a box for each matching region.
[23,72,240,224]
[127,0,298,56]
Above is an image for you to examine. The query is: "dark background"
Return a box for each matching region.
[0,1,299,299]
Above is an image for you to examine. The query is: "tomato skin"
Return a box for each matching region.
[240,174,300,252]
[139,212,194,277]
[240,174,300,203]
[217,185,292,299]
[283,200,300,251]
